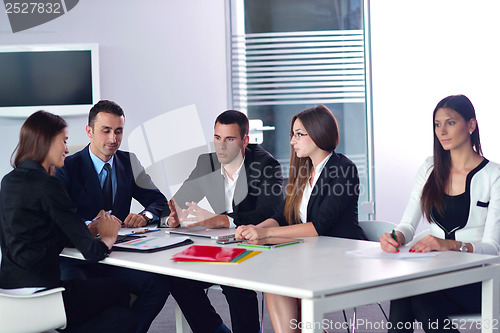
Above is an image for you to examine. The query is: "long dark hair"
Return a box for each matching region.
[421,95,482,221]
[284,105,339,224]
[12,111,68,172]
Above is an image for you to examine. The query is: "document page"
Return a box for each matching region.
[347,245,441,259]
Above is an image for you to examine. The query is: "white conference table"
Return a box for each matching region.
[62,232,500,333]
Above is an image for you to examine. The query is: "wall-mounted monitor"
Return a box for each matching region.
[0,43,100,118]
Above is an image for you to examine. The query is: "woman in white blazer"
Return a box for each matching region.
[380,94,500,333]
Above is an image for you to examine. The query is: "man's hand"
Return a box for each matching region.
[123,213,147,228]
[167,198,186,227]
[184,202,216,223]
[186,214,230,229]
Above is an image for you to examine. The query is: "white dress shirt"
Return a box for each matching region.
[221,158,245,228]
[299,153,332,223]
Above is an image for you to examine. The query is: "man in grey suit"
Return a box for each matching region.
[164,110,284,333]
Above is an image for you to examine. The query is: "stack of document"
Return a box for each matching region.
[113,236,193,253]
[171,245,260,264]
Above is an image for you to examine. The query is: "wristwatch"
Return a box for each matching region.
[139,211,154,224]
[459,242,469,253]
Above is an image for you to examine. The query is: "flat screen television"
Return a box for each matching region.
[0,43,100,118]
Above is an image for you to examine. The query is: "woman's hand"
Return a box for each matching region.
[380,231,403,253]
[410,235,460,253]
[96,210,121,249]
[236,225,268,241]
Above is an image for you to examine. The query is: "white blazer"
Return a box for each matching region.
[396,157,500,255]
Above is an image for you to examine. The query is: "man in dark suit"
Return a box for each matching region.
[56,100,169,333]
[164,110,284,333]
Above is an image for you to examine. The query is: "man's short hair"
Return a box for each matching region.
[88,100,125,128]
[214,110,249,139]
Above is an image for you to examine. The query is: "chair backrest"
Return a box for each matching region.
[358,220,398,242]
[0,287,66,333]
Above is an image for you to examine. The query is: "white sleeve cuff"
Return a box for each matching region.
[227,216,236,229]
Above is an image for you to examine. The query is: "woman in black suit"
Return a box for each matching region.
[0,111,136,333]
[236,105,366,333]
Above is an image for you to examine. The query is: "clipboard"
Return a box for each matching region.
[112,236,193,253]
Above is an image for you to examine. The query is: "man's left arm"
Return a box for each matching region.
[127,153,167,226]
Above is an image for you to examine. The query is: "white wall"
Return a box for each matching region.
[370,0,500,226]
[0,0,228,183]
[4,0,499,225]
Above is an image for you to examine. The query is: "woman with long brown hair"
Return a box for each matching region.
[0,111,137,332]
[236,105,366,332]
[380,94,500,332]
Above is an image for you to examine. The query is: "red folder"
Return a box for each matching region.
[171,245,249,263]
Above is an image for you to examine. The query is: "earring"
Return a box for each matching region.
[469,131,473,135]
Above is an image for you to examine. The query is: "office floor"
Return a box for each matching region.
[148,290,482,333]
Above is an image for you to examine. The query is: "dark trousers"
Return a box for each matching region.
[60,258,170,333]
[60,278,137,333]
[388,283,481,333]
[170,277,261,333]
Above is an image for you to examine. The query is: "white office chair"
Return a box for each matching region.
[0,287,66,333]
[343,220,398,332]
[358,220,398,242]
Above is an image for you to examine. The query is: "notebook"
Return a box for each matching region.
[164,226,235,240]
[171,245,260,264]
[113,236,193,253]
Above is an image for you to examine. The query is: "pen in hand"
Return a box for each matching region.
[91,210,112,223]
[391,230,399,252]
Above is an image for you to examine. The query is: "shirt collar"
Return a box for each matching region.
[88,145,114,174]
[220,157,245,180]
[314,152,332,177]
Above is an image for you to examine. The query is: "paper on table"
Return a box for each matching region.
[113,236,191,251]
[347,245,441,259]
[118,225,158,236]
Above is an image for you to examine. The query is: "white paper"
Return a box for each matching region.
[113,236,190,251]
[347,245,441,259]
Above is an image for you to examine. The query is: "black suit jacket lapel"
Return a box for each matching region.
[206,153,226,214]
[232,147,251,213]
[82,147,105,208]
[113,153,128,212]
[307,153,338,219]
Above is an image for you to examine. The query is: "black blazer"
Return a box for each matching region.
[161,144,284,226]
[56,145,166,222]
[0,160,110,289]
[273,153,367,240]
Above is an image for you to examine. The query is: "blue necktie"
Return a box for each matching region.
[102,163,113,211]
